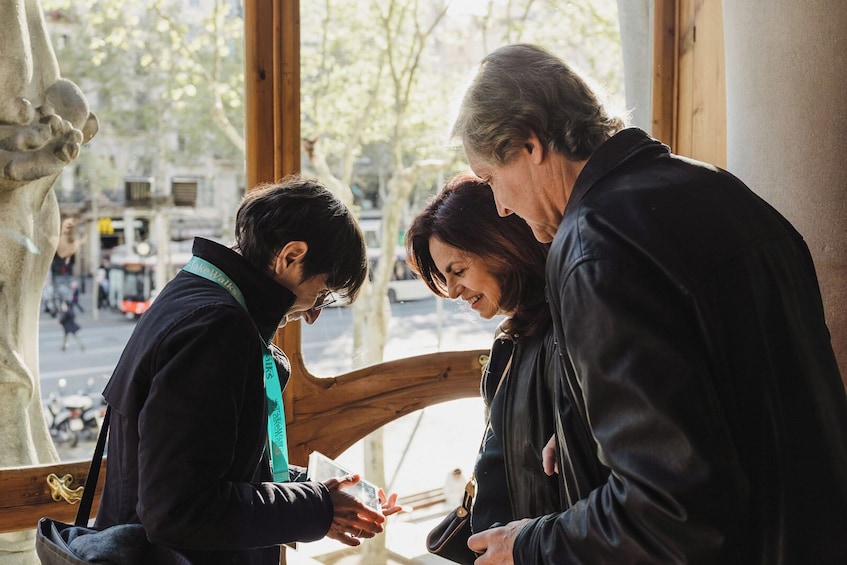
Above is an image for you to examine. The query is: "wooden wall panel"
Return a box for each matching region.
[652,0,678,148]
[653,0,726,167]
[244,0,276,190]
[274,0,301,180]
[676,0,726,167]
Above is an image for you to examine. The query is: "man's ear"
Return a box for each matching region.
[274,241,308,273]
[525,132,544,165]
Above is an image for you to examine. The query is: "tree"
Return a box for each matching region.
[46,0,622,367]
[300,3,458,560]
[44,0,245,190]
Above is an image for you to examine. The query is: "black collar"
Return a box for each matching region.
[191,238,296,341]
[567,127,669,210]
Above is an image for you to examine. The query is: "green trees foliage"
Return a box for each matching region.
[44,0,622,361]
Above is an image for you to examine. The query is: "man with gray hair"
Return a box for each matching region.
[453,43,847,564]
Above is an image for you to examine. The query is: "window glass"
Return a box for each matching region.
[297,1,624,561]
[40,0,245,461]
[299,0,624,372]
[37,7,625,529]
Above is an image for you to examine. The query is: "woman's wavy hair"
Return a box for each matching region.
[452,43,625,166]
[405,174,550,337]
[234,175,367,303]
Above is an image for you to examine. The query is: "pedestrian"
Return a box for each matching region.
[406,175,570,541]
[69,278,84,312]
[95,265,109,309]
[452,43,847,563]
[95,176,402,563]
[58,301,84,352]
[107,263,123,308]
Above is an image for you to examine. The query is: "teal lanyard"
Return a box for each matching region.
[183,255,290,481]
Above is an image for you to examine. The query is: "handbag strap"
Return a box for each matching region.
[463,338,515,507]
[74,405,111,526]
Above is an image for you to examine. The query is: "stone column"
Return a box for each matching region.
[0,0,98,561]
[723,1,847,385]
[616,0,653,131]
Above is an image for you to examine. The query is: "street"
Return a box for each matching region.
[38,291,501,492]
[39,305,135,399]
[38,294,500,398]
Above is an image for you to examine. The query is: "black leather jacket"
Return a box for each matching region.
[473,330,566,532]
[515,128,847,564]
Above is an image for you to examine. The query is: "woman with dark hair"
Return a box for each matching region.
[406,174,578,543]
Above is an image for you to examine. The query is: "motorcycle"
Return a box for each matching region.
[44,392,85,448]
[80,393,107,441]
[44,376,100,448]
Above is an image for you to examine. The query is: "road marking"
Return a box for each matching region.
[40,365,116,380]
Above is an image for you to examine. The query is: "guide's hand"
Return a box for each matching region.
[323,475,386,546]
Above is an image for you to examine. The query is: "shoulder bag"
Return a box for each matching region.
[35,407,192,565]
[425,337,514,564]
[425,476,477,564]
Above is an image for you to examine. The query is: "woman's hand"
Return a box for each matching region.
[323,475,386,546]
[378,489,407,517]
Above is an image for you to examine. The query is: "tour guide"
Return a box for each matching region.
[96,177,400,564]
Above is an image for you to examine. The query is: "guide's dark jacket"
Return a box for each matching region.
[514,128,847,564]
[96,238,333,564]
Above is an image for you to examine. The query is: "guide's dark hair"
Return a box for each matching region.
[234,175,367,303]
[405,174,550,337]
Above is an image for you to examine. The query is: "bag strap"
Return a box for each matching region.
[464,338,515,508]
[74,405,111,526]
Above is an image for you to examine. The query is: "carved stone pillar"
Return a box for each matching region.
[0,0,97,561]
[723,1,847,385]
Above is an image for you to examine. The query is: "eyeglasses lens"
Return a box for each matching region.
[314,292,336,311]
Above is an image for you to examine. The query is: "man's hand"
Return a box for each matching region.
[467,518,531,564]
[542,433,559,475]
[323,475,386,546]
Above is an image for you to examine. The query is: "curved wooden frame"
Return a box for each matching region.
[284,349,488,463]
[0,460,105,534]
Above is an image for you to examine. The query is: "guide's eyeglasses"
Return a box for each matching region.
[312,291,337,311]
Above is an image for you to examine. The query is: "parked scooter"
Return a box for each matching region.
[80,391,107,441]
[44,392,82,447]
[43,378,96,448]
